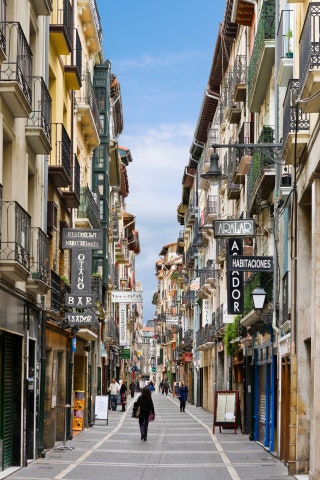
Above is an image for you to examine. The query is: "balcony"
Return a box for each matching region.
[27,228,50,294]
[282,80,309,164]
[216,238,227,264]
[64,29,82,91]
[185,244,197,266]
[0,1,6,62]
[0,22,32,117]
[50,0,72,55]
[184,200,197,229]
[50,270,62,314]
[197,267,220,299]
[61,154,80,208]
[246,127,277,215]
[212,304,225,336]
[196,323,214,350]
[105,318,119,345]
[26,77,52,154]
[247,0,276,112]
[30,0,53,15]
[78,0,103,54]
[91,274,102,305]
[299,3,320,113]
[276,10,294,87]
[227,150,241,198]
[0,201,31,282]
[76,72,102,148]
[49,123,71,187]
[233,55,247,102]
[75,186,100,229]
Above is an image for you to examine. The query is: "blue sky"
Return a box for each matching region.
[96,0,226,322]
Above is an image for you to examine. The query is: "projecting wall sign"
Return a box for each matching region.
[214,219,255,238]
[228,255,274,272]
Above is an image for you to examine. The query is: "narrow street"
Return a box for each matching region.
[4,393,294,480]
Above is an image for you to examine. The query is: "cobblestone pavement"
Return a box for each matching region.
[2,393,295,480]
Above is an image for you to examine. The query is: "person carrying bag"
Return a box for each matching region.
[132,387,155,441]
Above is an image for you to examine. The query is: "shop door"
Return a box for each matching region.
[258,364,267,444]
[0,332,22,470]
[280,357,290,462]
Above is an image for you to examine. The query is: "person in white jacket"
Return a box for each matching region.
[108,378,120,411]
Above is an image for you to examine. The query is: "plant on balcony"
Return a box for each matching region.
[224,316,241,356]
[285,29,293,58]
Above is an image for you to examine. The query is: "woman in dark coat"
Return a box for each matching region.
[120,381,127,412]
[134,387,155,441]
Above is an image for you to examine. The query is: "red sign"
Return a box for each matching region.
[183,352,193,362]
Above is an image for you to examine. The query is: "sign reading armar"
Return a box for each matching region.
[214,219,255,238]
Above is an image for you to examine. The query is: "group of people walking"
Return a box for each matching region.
[108,378,188,441]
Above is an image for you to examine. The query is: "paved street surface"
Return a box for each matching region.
[3,393,295,480]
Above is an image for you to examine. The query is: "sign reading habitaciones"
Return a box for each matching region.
[62,228,103,326]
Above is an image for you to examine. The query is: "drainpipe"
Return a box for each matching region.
[38,298,46,458]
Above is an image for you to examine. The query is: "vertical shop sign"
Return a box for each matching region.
[202,299,210,325]
[119,303,127,346]
[227,239,244,314]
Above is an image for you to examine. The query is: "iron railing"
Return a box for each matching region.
[50,0,72,50]
[299,3,320,94]
[283,79,309,147]
[27,76,52,144]
[49,122,71,172]
[79,71,102,134]
[77,186,100,229]
[30,227,49,284]
[0,201,31,270]
[0,22,32,106]
[248,0,276,107]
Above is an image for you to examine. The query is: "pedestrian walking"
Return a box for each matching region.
[163,378,169,395]
[120,380,127,412]
[147,381,155,393]
[134,387,155,441]
[129,381,135,397]
[108,378,120,411]
[178,380,188,412]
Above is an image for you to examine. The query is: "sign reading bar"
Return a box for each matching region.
[66,294,94,307]
[111,291,143,303]
[66,311,97,326]
[214,219,255,238]
[61,228,103,250]
[229,255,274,272]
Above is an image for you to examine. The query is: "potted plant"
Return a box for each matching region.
[285,29,293,58]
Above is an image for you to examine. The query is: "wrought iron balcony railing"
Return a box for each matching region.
[30,227,49,284]
[77,186,100,229]
[0,201,31,271]
[61,154,81,208]
[49,123,71,187]
[299,2,320,112]
[50,0,72,54]
[283,79,309,162]
[247,0,276,111]
[0,22,32,112]
[196,323,214,348]
[26,76,52,153]
[212,304,224,334]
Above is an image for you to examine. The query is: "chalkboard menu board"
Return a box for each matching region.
[94,395,109,425]
[213,390,242,433]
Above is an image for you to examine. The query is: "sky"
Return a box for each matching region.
[96,0,226,323]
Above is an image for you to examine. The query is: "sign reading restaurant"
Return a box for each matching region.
[61,228,103,249]
[111,291,143,303]
[214,219,255,238]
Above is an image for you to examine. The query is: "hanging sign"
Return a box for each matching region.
[227,239,244,314]
[61,228,103,250]
[119,303,127,346]
[111,291,143,303]
[214,219,255,238]
[228,255,274,272]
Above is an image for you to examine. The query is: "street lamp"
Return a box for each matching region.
[251,285,267,311]
[200,149,228,182]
